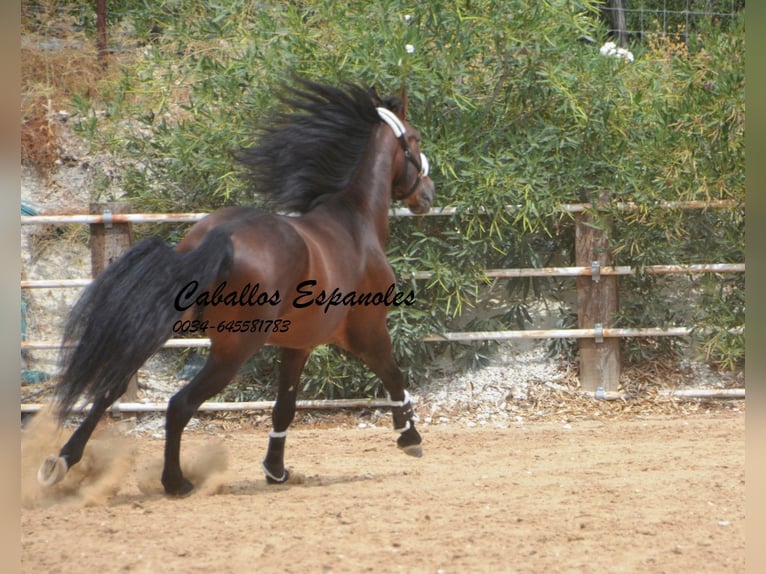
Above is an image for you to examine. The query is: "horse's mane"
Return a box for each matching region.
[239,78,402,213]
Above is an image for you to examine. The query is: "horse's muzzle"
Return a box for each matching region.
[407,177,435,215]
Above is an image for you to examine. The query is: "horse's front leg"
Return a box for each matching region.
[262,347,310,484]
[373,358,423,457]
[347,327,423,457]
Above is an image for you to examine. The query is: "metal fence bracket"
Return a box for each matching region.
[102,209,113,228]
[591,260,601,283]
[594,323,604,343]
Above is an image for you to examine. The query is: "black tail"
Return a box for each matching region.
[54,227,234,421]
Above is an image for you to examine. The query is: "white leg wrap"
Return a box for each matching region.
[269,430,288,439]
[388,390,413,408]
[394,419,412,433]
[261,461,287,483]
[391,391,418,433]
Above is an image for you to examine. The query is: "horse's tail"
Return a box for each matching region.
[53,227,234,422]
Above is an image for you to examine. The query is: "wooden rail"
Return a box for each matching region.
[19,385,746,415]
[19,199,739,225]
[21,326,745,350]
[20,263,745,289]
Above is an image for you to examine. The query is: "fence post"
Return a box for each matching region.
[96,0,108,64]
[602,0,628,46]
[89,202,138,402]
[575,200,621,393]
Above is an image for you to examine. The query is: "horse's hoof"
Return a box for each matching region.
[399,443,423,458]
[163,476,195,497]
[265,469,290,485]
[168,480,195,498]
[37,455,68,487]
[396,428,423,458]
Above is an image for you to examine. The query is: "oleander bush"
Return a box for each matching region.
[24,0,744,398]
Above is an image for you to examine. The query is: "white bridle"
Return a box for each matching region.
[376,107,429,178]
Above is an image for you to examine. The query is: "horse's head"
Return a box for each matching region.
[372,89,435,215]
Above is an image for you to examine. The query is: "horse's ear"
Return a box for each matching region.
[379,95,404,116]
[367,86,382,106]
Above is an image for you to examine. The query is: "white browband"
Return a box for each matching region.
[376,107,406,138]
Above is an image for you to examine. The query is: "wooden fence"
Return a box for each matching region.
[20,199,744,403]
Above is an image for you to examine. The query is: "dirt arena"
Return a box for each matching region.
[21,410,744,573]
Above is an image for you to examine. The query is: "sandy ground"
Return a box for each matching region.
[20,410,744,574]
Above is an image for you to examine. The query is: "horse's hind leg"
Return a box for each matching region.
[161,347,246,496]
[262,347,310,484]
[38,384,126,486]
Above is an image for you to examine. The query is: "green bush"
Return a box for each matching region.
[63,0,743,396]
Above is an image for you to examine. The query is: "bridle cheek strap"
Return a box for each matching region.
[397,151,429,200]
[376,107,429,201]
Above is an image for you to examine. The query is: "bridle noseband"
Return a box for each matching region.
[376,107,430,200]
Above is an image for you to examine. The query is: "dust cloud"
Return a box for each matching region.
[136,440,230,496]
[22,409,231,505]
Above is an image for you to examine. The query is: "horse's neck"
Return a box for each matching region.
[335,127,397,245]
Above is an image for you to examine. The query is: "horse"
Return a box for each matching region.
[36,78,435,496]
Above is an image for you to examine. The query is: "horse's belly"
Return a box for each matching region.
[265,303,347,349]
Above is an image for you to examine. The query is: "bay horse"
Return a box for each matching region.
[37,78,434,496]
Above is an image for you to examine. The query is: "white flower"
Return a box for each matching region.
[405,44,415,54]
[599,41,634,62]
[615,47,634,62]
[599,41,617,56]
[403,14,412,22]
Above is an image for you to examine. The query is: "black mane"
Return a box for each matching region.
[239,78,400,213]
